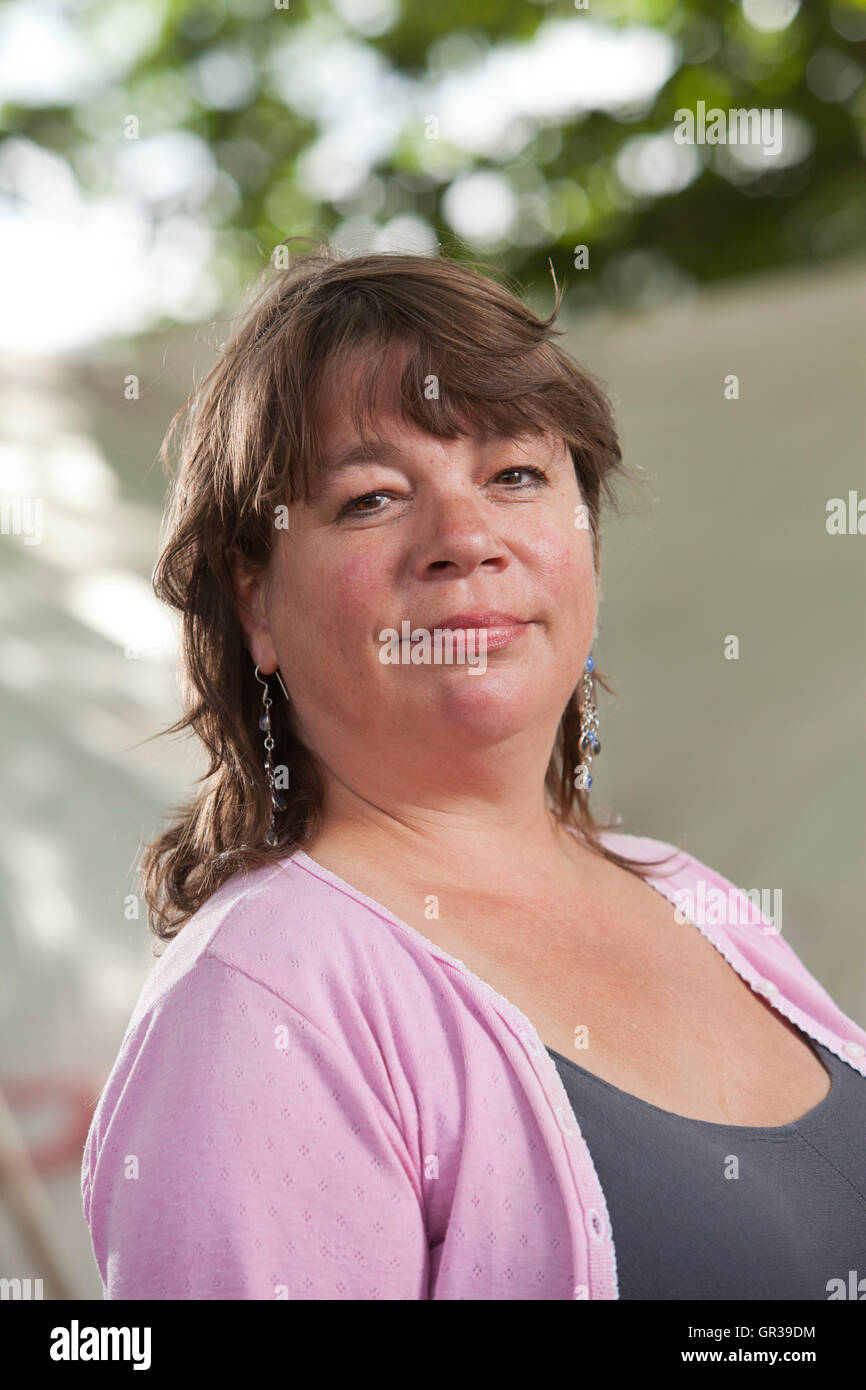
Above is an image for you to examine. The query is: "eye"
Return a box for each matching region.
[493,466,550,487]
[339,489,393,518]
[337,465,550,520]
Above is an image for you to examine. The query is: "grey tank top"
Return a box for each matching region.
[547,1032,866,1299]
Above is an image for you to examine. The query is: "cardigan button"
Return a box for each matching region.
[843,1041,865,1058]
[759,978,778,996]
[574,1284,589,1299]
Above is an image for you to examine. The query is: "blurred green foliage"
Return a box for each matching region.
[3,0,865,316]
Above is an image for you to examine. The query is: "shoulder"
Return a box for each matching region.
[84,853,435,1196]
[599,829,825,988]
[596,827,769,919]
[128,850,445,1045]
[595,826,693,876]
[595,828,774,936]
[597,827,747,885]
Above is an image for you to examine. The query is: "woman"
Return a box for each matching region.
[81,247,866,1300]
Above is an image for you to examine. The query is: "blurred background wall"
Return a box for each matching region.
[0,0,863,1299]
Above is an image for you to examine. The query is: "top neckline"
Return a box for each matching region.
[545,1038,840,1136]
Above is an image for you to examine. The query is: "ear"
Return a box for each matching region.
[229,545,279,675]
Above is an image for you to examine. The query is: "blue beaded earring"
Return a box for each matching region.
[254,664,289,847]
[574,655,601,791]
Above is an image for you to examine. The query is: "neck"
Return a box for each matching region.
[305,763,587,889]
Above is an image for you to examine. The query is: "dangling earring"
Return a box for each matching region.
[254,664,288,847]
[574,655,601,791]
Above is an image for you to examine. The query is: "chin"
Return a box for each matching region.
[419,672,545,743]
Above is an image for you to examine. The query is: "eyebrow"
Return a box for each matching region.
[318,440,405,478]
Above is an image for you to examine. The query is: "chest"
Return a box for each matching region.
[406,878,832,1127]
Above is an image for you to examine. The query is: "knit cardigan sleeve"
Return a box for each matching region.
[81,951,430,1299]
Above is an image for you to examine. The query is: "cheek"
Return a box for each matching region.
[284,546,384,654]
[331,549,384,608]
[527,524,595,602]
[327,551,388,647]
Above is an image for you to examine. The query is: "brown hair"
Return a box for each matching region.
[139,242,678,946]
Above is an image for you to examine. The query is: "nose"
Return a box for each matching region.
[407,487,509,579]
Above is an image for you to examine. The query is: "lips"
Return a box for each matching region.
[433,612,527,629]
[427,613,530,654]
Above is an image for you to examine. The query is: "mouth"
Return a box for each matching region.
[431,613,530,653]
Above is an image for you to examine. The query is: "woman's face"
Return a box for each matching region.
[233,352,599,787]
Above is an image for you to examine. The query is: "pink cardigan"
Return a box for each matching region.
[81,832,866,1299]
